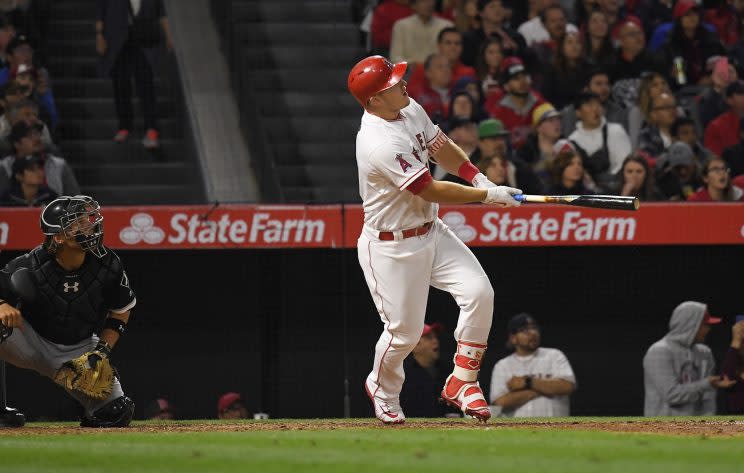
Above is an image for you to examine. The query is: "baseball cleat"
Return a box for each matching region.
[441,374,491,422]
[364,381,405,425]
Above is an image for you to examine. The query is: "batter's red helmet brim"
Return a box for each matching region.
[348,56,408,106]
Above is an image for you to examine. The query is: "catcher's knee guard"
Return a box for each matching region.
[80,395,134,428]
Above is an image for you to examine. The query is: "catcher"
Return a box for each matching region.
[0,195,136,427]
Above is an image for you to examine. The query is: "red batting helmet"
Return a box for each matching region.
[347,55,407,107]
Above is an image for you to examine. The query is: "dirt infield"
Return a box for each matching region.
[2,419,744,437]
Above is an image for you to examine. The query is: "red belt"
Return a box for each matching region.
[378,221,433,241]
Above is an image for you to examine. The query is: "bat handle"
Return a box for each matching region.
[512,194,525,202]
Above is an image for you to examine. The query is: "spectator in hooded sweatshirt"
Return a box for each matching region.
[643,301,736,417]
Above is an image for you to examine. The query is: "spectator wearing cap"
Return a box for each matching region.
[96,0,174,150]
[0,121,79,196]
[608,17,665,95]
[638,92,679,162]
[518,102,561,185]
[143,398,176,420]
[370,0,413,55]
[406,27,477,96]
[472,117,510,165]
[615,153,664,201]
[217,392,249,419]
[0,153,56,206]
[568,91,632,186]
[560,68,626,137]
[390,0,454,65]
[447,90,481,125]
[643,301,735,417]
[400,323,451,417]
[539,29,590,110]
[699,57,738,129]
[10,62,56,129]
[407,53,452,122]
[654,141,701,200]
[704,80,744,156]
[486,57,545,150]
[688,156,744,202]
[662,1,725,89]
[461,0,526,67]
[489,313,576,418]
[547,138,594,194]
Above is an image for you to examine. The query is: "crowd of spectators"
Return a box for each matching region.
[0,2,81,207]
[365,0,744,202]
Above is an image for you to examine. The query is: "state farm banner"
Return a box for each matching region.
[343,203,744,247]
[0,205,343,250]
[0,203,742,250]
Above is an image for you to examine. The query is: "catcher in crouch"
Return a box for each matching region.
[0,195,136,427]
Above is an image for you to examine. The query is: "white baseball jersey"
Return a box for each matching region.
[489,347,576,417]
[355,98,448,231]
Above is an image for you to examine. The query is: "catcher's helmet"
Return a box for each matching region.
[347,55,407,106]
[40,195,107,257]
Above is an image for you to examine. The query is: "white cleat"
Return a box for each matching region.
[365,381,405,425]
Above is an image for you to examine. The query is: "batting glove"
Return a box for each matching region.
[483,185,522,207]
[471,173,495,189]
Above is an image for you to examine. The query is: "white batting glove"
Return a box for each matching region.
[471,172,495,189]
[483,185,522,207]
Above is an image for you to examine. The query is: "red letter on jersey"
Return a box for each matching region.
[395,154,412,172]
[416,133,426,152]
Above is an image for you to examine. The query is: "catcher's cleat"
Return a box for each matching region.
[364,380,405,425]
[441,374,491,422]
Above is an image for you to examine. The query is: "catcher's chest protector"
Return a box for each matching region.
[19,247,133,345]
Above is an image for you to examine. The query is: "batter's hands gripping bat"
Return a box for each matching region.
[513,194,640,211]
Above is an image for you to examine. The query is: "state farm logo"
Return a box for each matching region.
[441,211,477,242]
[119,213,166,245]
[118,212,326,246]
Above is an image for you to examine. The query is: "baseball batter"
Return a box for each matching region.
[348,56,521,423]
[0,195,136,427]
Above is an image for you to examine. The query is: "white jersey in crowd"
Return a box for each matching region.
[489,347,576,417]
[355,98,448,232]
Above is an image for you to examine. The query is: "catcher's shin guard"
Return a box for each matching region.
[441,341,491,421]
[80,395,134,428]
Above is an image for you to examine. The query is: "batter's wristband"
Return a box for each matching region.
[458,162,480,183]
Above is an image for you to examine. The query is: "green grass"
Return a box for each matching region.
[1,418,743,473]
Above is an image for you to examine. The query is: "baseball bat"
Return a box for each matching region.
[513,194,640,211]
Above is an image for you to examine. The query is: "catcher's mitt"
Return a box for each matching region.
[54,342,114,400]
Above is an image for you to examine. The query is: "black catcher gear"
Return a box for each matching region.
[40,195,107,258]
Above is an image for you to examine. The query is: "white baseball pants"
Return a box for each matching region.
[358,218,494,404]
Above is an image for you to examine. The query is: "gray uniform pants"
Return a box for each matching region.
[0,322,124,416]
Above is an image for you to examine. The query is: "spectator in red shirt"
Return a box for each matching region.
[486,56,544,150]
[704,80,744,156]
[704,0,744,47]
[407,27,476,92]
[371,0,413,54]
[688,156,744,201]
[407,53,452,121]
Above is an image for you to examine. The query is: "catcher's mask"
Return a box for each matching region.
[40,195,107,258]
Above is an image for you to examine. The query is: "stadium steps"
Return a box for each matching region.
[47,1,204,205]
[219,0,365,203]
